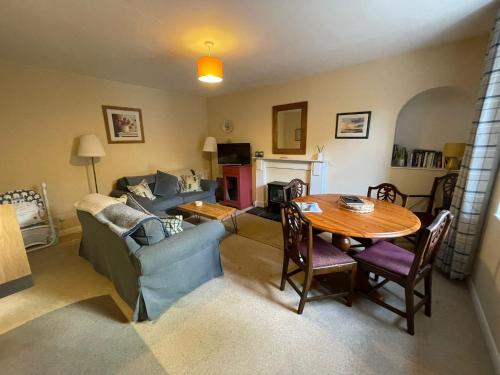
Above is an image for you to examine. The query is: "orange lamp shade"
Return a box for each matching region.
[197,56,223,83]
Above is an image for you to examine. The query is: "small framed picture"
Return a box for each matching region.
[294,128,301,141]
[102,105,145,144]
[335,111,371,139]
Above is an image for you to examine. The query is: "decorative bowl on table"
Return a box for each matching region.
[338,198,374,213]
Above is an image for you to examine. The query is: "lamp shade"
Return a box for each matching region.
[197,56,223,83]
[203,136,217,152]
[78,134,106,157]
[443,143,466,158]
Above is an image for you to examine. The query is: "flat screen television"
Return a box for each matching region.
[217,143,251,165]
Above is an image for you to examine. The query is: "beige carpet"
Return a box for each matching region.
[0,216,494,374]
[0,295,166,375]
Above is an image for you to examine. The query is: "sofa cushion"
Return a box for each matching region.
[180,173,203,192]
[153,170,179,197]
[177,190,212,203]
[130,218,166,246]
[181,221,196,230]
[150,195,184,211]
[120,174,156,193]
[126,194,152,214]
[160,215,183,237]
[127,179,156,200]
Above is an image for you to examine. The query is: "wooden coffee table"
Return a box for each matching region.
[177,202,238,233]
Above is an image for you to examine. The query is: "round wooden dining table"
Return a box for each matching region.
[294,194,421,251]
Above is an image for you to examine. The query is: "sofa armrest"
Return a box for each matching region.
[134,220,226,275]
[201,179,218,192]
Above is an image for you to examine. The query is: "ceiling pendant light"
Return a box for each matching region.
[197,41,223,83]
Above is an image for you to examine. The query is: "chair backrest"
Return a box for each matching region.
[283,179,309,202]
[367,183,408,207]
[409,210,453,277]
[426,173,458,214]
[280,202,313,269]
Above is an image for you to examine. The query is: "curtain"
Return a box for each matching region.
[436,12,500,279]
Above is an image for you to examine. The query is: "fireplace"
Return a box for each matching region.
[253,158,328,208]
[267,181,289,211]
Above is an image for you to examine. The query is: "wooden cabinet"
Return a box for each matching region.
[0,205,33,298]
[222,165,252,209]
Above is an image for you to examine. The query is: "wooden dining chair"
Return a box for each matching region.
[367,182,408,207]
[353,210,453,335]
[283,179,309,202]
[280,201,357,314]
[406,173,458,244]
[351,182,408,248]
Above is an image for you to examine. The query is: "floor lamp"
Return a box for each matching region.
[78,134,106,193]
[203,136,217,179]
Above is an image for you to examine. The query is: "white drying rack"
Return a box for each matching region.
[0,182,57,252]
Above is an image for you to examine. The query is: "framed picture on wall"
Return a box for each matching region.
[102,105,145,143]
[335,111,371,139]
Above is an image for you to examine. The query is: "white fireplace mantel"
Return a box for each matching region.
[253,157,328,207]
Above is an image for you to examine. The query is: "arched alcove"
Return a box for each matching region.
[392,86,474,168]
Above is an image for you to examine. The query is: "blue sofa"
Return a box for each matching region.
[77,207,225,321]
[110,172,217,215]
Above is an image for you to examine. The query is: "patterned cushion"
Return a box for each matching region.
[353,241,415,276]
[127,179,156,200]
[161,215,183,236]
[299,237,355,268]
[180,174,202,193]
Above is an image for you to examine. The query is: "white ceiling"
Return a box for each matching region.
[0,0,497,96]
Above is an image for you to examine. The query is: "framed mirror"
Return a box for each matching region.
[272,101,308,155]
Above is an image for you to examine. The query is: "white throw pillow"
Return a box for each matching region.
[127,179,156,200]
[180,174,202,193]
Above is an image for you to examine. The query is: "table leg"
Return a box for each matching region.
[332,234,351,252]
[230,213,238,234]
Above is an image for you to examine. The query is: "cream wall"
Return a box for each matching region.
[394,86,475,150]
[471,170,500,368]
[207,36,487,200]
[0,61,208,231]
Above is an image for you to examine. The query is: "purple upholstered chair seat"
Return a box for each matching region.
[353,241,415,276]
[300,237,355,268]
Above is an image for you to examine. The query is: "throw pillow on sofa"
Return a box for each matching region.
[153,170,179,197]
[126,193,183,238]
[161,215,183,236]
[127,179,156,200]
[180,173,202,193]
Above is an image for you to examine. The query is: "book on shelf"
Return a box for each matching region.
[410,149,442,168]
[392,144,442,169]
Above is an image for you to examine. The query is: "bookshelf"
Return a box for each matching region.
[390,166,445,171]
[391,144,444,169]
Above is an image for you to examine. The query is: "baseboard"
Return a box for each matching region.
[467,278,500,374]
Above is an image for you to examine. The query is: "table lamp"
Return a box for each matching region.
[443,143,465,170]
[78,134,106,193]
[202,136,217,179]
